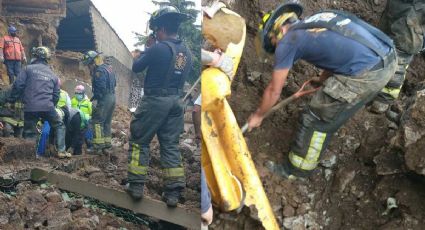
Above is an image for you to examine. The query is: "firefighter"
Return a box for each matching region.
[247,3,397,178]
[8,46,69,158]
[127,6,192,207]
[81,51,116,155]
[71,85,93,152]
[0,26,27,84]
[370,0,425,121]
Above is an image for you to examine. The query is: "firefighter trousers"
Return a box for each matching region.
[92,93,115,149]
[286,52,397,177]
[127,95,185,193]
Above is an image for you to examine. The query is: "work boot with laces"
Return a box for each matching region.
[126,183,144,201]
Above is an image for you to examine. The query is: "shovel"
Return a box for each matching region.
[241,79,320,133]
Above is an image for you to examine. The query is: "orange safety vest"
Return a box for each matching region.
[0,35,24,61]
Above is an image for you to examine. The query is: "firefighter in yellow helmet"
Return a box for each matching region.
[247,2,397,179]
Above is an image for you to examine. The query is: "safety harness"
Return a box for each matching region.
[144,40,190,96]
[291,10,396,67]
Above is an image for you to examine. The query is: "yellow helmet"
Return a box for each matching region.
[257,2,303,54]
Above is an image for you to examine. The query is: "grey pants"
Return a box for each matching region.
[127,95,185,192]
[286,53,397,177]
[92,93,115,149]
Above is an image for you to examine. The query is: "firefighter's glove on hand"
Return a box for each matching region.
[247,112,264,132]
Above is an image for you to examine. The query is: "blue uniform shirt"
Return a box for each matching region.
[92,64,116,100]
[132,38,192,89]
[274,27,389,76]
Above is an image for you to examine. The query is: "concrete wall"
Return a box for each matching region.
[89,5,133,69]
[107,56,133,107]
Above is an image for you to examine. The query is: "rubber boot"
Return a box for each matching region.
[126,183,144,201]
[162,188,183,208]
[265,160,297,180]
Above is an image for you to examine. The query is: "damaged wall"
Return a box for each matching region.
[0,0,136,106]
[89,5,133,69]
[1,0,66,17]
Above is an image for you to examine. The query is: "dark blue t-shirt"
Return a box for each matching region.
[274,27,389,76]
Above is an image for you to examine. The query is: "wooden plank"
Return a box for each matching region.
[31,168,200,229]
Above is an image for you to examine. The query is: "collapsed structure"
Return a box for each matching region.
[0,0,138,106]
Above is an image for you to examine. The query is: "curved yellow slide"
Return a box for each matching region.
[201,7,279,230]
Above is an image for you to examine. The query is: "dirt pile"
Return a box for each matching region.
[0,182,146,230]
[207,0,425,229]
[0,105,200,229]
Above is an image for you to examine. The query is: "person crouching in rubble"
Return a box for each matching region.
[7,46,68,158]
[247,3,397,179]
[81,51,116,155]
[126,6,192,207]
[64,106,89,156]
[71,85,93,153]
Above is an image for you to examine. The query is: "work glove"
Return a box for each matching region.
[22,56,27,65]
[213,53,234,80]
[0,55,4,63]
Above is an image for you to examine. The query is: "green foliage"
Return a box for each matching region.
[134,0,201,84]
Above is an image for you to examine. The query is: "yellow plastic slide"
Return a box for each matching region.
[201,6,279,230]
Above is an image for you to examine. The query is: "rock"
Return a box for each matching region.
[321,154,337,168]
[296,203,311,216]
[248,71,262,83]
[332,168,356,193]
[403,126,422,147]
[324,169,333,181]
[283,205,295,217]
[44,204,72,229]
[17,190,48,220]
[45,191,62,203]
[283,216,304,230]
[369,100,389,114]
[84,166,101,175]
[69,199,84,211]
[373,151,404,175]
[405,136,425,176]
[304,212,320,229]
[401,89,425,147]
[342,135,360,153]
[71,217,98,229]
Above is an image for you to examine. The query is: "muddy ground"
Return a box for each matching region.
[209,0,425,229]
[0,106,201,229]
